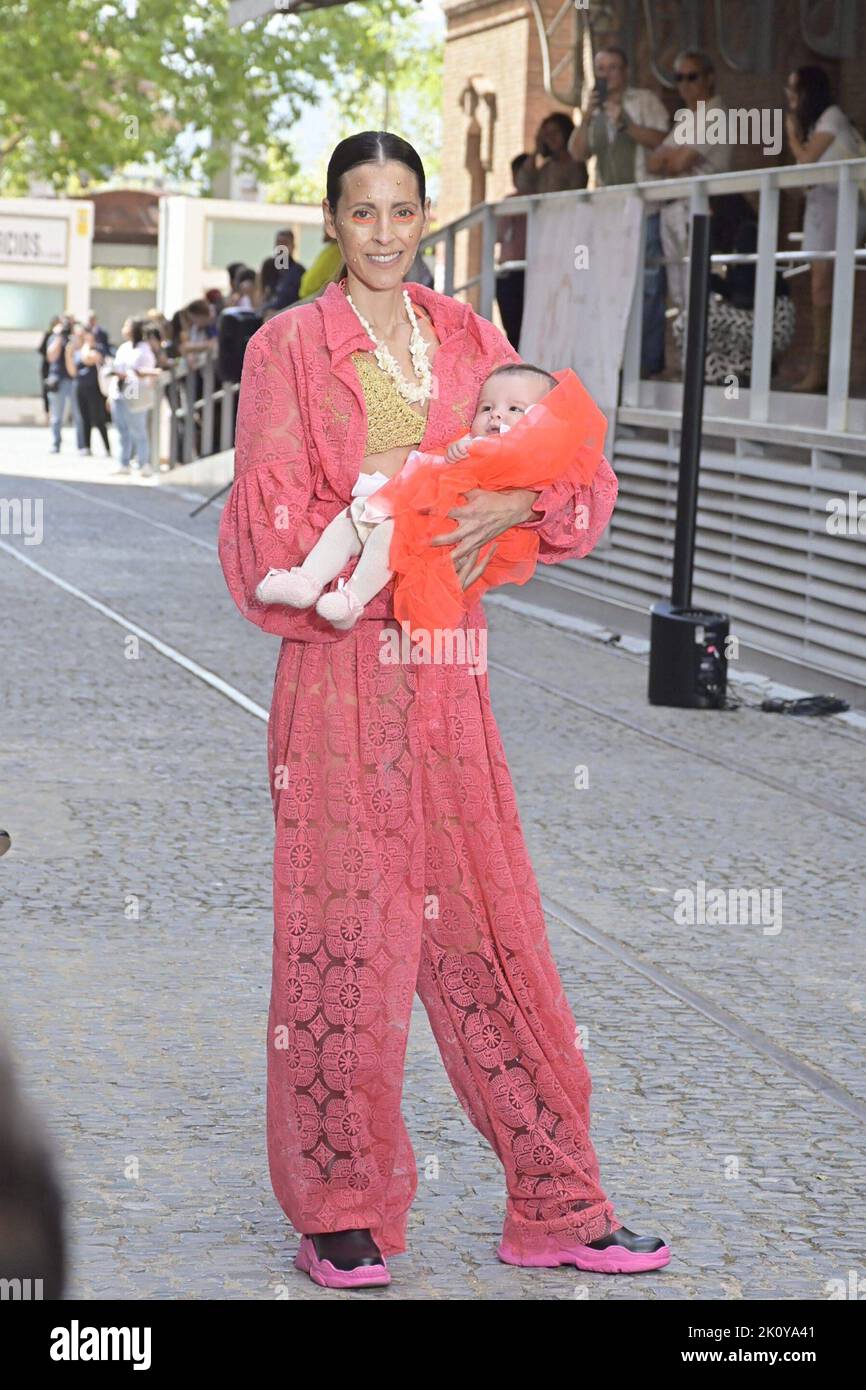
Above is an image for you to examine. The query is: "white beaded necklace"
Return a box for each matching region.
[344,286,433,405]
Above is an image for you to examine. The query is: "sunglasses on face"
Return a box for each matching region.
[675,71,702,83]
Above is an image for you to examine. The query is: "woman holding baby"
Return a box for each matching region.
[218,130,668,1289]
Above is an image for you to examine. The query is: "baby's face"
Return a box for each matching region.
[470,371,550,436]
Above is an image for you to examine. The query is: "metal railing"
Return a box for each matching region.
[147,352,240,469]
[419,156,866,440]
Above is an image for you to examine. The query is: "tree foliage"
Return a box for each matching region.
[0,0,442,195]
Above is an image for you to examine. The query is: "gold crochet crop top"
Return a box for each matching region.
[352,350,427,456]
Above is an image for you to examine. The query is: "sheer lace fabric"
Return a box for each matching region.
[218,281,622,1258]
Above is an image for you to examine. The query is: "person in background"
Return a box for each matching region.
[45,315,86,455]
[569,45,670,374]
[297,231,344,304]
[37,319,55,421]
[179,298,218,359]
[259,248,281,306]
[524,112,587,194]
[495,153,534,348]
[260,228,306,316]
[784,65,866,392]
[143,323,170,369]
[225,265,258,311]
[647,50,732,313]
[671,217,795,384]
[69,324,112,456]
[84,310,111,356]
[217,268,262,440]
[108,317,160,478]
[204,286,225,318]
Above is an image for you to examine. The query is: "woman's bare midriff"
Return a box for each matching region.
[358,441,420,480]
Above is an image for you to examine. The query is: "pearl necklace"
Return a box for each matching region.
[344,286,433,405]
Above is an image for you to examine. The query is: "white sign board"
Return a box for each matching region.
[0,215,68,266]
[519,191,643,419]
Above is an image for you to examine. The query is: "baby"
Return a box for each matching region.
[254,363,557,631]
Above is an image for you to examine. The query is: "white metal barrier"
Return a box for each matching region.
[421,156,866,441]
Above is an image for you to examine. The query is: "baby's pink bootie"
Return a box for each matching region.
[255,567,323,607]
[315,580,365,631]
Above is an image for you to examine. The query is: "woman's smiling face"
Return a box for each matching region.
[323,158,430,289]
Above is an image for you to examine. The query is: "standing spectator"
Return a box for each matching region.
[182,298,218,352]
[108,317,160,478]
[525,112,587,194]
[36,319,55,421]
[84,310,111,356]
[224,265,258,312]
[45,315,86,455]
[217,268,262,441]
[143,324,170,369]
[260,229,306,316]
[495,153,533,348]
[569,46,670,374]
[784,65,866,392]
[71,325,112,456]
[647,50,733,313]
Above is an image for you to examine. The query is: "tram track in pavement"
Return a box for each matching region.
[3,474,866,1124]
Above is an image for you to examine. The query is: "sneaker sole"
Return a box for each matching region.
[294,1235,391,1288]
[497,1238,671,1274]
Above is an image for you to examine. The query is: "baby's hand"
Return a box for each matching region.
[444,435,472,463]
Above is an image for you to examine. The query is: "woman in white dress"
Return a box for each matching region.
[784,65,866,392]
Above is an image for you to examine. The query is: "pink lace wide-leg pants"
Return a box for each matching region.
[265,618,621,1260]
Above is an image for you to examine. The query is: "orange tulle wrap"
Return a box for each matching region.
[367,368,608,636]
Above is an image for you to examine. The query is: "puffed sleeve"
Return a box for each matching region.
[217,325,343,643]
[520,454,619,563]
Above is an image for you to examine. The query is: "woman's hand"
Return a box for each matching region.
[430,486,539,589]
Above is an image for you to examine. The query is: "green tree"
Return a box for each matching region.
[0,0,441,195]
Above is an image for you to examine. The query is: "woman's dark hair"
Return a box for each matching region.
[326,131,426,210]
[540,111,575,144]
[129,317,145,346]
[792,65,833,141]
[511,152,532,179]
[487,362,558,391]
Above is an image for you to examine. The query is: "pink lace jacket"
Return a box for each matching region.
[218,278,618,639]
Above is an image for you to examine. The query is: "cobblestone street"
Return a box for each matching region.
[2,430,865,1301]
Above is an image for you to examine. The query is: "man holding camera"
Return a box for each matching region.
[569,46,670,375]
